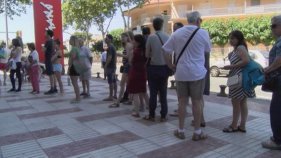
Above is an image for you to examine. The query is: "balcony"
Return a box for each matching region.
[175,3,281,18]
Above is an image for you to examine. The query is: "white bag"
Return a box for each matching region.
[227,73,242,88]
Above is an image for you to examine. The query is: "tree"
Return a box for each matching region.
[0,0,31,18]
[109,28,124,50]
[73,32,93,42]
[115,0,148,30]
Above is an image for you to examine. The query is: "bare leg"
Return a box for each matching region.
[191,98,203,130]
[231,98,241,129]
[116,74,127,103]
[86,80,90,95]
[55,71,64,94]
[239,98,248,130]
[178,96,188,130]
[3,70,7,85]
[70,76,80,101]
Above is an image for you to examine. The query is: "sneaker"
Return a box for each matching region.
[8,88,15,92]
[120,98,129,103]
[15,89,21,92]
[83,93,91,98]
[80,92,86,96]
[53,89,58,93]
[44,89,54,95]
[192,132,208,141]
[262,139,281,150]
[174,130,185,139]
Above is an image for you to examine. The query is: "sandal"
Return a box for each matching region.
[223,126,238,133]
[131,112,140,118]
[109,103,120,108]
[238,126,247,133]
[192,132,208,141]
[143,115,155,122]
[174,130,185,139]
[70,99,80,104]
[262,139,281,150]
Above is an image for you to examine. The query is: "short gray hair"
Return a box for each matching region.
[272,15,281,25]
[187,11,201,23]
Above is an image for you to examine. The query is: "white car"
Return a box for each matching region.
[210,50,269,77]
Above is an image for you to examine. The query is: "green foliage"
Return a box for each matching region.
[109,28,124,50]
[73,32,93,41]
[0,0,31,18]
[201,15,275,49]
[92,40,104,53]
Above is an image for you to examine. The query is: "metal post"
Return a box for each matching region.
[4,0,9,47]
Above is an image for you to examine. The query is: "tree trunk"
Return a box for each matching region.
[220,46,225,56]
[127,5,131,29]
[118,3,127,30]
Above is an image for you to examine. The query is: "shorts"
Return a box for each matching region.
[80,69,91,80]
[45,62,54,75]
[0,63,7,70]
[53,64,62,73]
[69,65,80,76]
[176,78,205,100]
[106,68,116,84]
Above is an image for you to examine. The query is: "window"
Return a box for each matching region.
[251,0,260,6]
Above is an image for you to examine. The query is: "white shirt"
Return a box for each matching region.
[162,25,211,81]
[29,50,39,65]
[101,51,107,62]
[12,47,22,63]
[80,46,92,69]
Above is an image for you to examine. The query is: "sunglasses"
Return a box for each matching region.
[271,24,279,29]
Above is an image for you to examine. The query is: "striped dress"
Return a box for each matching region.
[228,47,255,100]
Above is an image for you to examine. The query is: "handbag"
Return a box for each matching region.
[261,67,281,92]
[227,73,242,88]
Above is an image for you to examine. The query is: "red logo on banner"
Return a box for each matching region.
[33,0,63,64]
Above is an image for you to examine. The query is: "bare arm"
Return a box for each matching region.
[264,56,281,74]
[224,47,249,69]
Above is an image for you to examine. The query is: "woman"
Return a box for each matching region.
[27,43,40,94]
[68,36,81,103]
[109,32,134,108]
[127,35,148,117]
[261,15,281,150]
[8,38,22,92]
[222,30,255,133]
[52,39,64,95]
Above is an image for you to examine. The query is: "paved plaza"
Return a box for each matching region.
[0,75,280,158]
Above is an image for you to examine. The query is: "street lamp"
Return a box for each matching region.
[4,0,9,48]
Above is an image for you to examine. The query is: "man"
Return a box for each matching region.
[103,34,117,101]
[79,38,93,98]
[162,11,211,141]
[262,15,281,150]
[0,42,10,86]
[173,22,184,32]
[144,17,170,121]
[44,30,56,95]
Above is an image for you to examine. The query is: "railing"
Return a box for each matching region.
[176,3,281,18]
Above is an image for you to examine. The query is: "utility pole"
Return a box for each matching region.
[4,0,9,48]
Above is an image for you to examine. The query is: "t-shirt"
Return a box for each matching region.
[106,44,116,69]
[29,50,39,65]
[44,39,54,64]
[79,46,92,69]
[101,51,107,62]
[162,25,212,81]
[0,48,10,63]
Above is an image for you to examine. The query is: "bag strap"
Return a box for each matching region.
[156,32,175,64]
[175,27,200,66]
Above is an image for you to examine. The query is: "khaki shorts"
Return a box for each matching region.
[176,78,205,100]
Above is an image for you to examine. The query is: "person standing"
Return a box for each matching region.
[144,17,170,122]
[27,43,40,94]
[101,44,107,80]
[162,11,211,141]
[128,35,148,117]
[68,36,81,103]
[52,39,64,95]
[262,15,281,150]
[103,34,117,101]
[109,32,134,108]
[79,38,93,98]
[43,30,56,94]
[8,38,22,92]
[0,42,10,86]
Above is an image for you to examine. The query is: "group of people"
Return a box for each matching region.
[101,11,281,150]
[0,10,280,150]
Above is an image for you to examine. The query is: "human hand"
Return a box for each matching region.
[223,65,232,70]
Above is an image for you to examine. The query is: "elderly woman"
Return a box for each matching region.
[262,15,281,150]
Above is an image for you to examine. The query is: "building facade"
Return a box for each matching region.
[125,0,281,34]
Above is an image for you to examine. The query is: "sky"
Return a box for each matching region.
[0,5,124,43]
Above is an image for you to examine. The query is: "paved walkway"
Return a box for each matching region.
[0,75,280,158]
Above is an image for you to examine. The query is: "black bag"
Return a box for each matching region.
[261,67,281,92]
[120,65,124,73]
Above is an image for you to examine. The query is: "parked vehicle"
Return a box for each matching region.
[210,50,269,77]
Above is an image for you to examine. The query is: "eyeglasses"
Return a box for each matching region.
[271,24,279,29]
